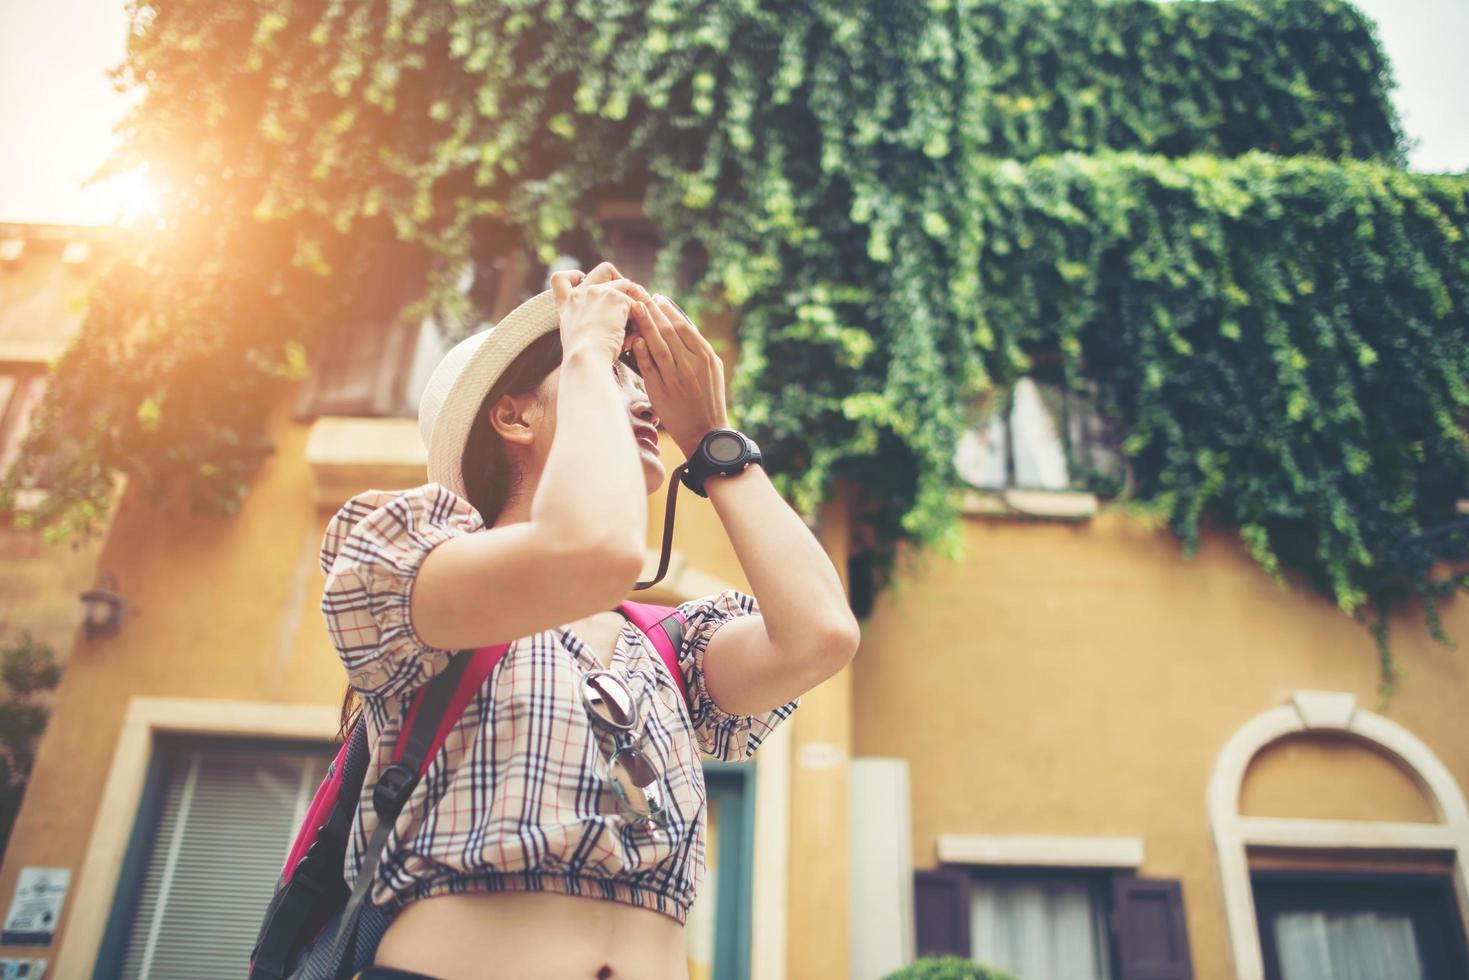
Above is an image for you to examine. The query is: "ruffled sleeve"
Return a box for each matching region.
[674,589,801,761]
[319,482,484,699]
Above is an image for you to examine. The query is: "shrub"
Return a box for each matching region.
[882,957,1018,980]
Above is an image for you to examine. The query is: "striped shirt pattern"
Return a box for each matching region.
[318,483,800,922]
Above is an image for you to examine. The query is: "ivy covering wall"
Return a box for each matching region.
[5,0,1465,682]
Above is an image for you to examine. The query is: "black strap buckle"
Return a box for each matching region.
[372,763,416,818]
[292,833,323,871]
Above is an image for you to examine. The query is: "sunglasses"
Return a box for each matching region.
[579,669,669,831]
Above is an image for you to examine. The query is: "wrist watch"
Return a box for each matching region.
[679,428,762,498]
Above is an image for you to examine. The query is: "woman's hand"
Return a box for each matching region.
[550,262,653,362]
[629,294,731,458]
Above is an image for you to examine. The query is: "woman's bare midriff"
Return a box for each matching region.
[372,889,689,980]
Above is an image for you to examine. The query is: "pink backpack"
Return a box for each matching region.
[249,601,688,980]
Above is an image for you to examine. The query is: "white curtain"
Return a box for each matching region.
[1275,910,1425,980]
[954,412,1008,489]
[953,377,1072,491]
[1010,378,1070,490]
[970,878,1112,980]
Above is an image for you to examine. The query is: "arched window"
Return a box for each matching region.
[1208,692,1469,979]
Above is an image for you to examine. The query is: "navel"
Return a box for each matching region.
[595,965,615,980]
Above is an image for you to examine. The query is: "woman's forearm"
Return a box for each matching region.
[531,346,648,554]
[704,462,858,660]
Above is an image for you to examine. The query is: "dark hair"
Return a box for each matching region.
[336,328,566,740]
[460,329,565,521]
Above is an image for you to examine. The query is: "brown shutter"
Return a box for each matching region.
[0,374,19,468]
[294,317,420,418]
[0,373,46,479]
[913,867,972,959]
[595,201,661,286]
[1112,876,1195,980]
[487,251,533,320]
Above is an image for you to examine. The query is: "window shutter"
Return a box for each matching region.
[293,236,428,420]
[0,373,45,476]
[294,317,421,419]
[1111,876,1195,980]
[913,867,972,959]
[603,218,660,285]
[0,374,20,466]
[114,741,331,980]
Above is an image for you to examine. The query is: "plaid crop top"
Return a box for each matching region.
[318,483,801,923]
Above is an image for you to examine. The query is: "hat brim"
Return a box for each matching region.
[427,289,560,499]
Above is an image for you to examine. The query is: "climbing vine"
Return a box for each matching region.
[0,633,61,858]
[4,0,1464,684]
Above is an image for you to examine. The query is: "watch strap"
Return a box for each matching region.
[680,429,760,497]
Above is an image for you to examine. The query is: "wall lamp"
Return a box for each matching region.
[80,573,126,639]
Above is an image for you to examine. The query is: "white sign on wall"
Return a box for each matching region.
[0,869,69,947]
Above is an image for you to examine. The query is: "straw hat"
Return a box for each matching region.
[417,289,559,499]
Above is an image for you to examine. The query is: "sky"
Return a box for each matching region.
[0,0,1465,226]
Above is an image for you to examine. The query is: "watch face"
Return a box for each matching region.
[706,432,745,464]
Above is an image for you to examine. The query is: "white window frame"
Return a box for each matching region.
[55,697,338,978]
[1207,690,1469,980]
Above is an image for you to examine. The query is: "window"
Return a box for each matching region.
[954,375,1125,495]
[556,201,704,296]
[914,868,1195,980]
[294,316,427,419]
[596,204,661,286]
[970,873,1114,979]
[100,736,334,979]
[292,207,681,422]
[1254,872,1469,980]
[294,236,448,420]
[0,366,51,489]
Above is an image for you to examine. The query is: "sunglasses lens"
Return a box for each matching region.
[612,746,658,787]
[583,674,637,727]
[609,748,663,816]
[583,672,663,824]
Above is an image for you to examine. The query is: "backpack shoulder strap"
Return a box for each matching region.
[326,641,511,979]
[252,721,370,980]
[617,600,688,705]
[392,643,510,775]
[320,721,370,859]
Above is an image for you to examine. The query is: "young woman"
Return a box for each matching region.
[317,262,859,979]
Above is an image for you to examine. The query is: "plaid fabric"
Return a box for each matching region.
[319,483,801,922]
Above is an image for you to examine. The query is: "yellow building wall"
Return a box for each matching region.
[0,226,112,679]
[15,372,1461,979]
[0,400,344,965]
[0,517,110,672]
[853,509,1469,979]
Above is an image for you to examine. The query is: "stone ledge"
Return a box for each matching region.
[305,416,427,508]
[937,833,1145,869]
[958,487,1099,521]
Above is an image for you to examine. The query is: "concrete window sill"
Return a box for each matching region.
[937,833,1145,869]
[4,488,49,512]
[305,416,428,508]
[958,487,1100,522]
